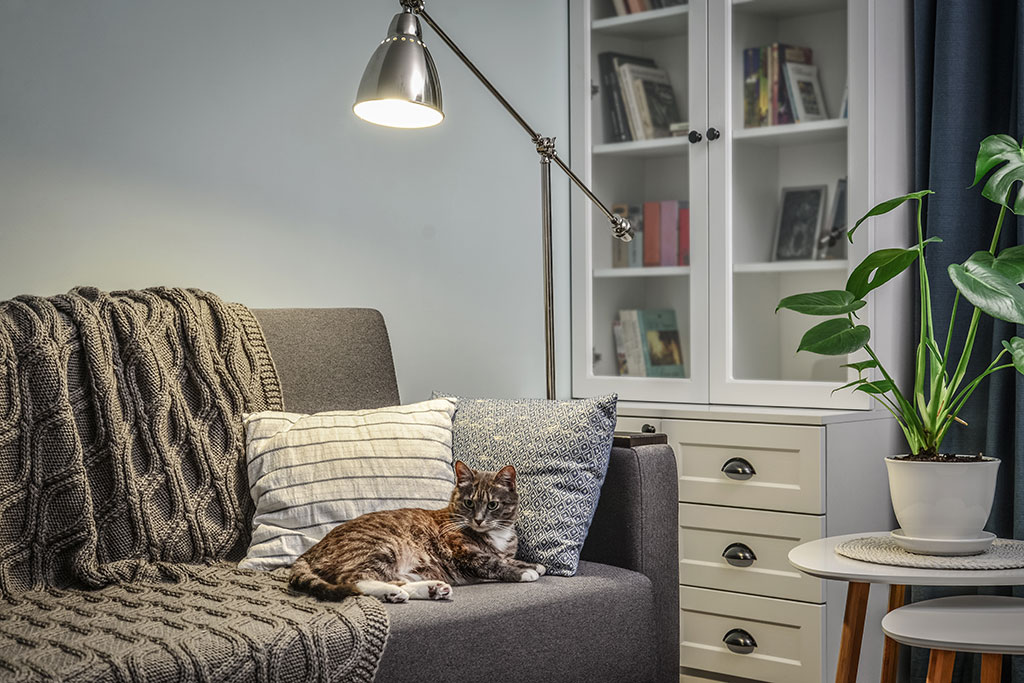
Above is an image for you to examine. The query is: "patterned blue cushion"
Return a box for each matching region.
[433,393,617,576]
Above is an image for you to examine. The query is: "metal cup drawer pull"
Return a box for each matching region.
[723,628,758,655]
[721,457,756,480]
[722,542,757,567]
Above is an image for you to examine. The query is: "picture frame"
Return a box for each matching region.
[816,177,848,260]
[784,62,828,122]
[773,185,827,261]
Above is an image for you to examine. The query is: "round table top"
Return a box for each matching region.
[789,532,1024,586]
[882,595,1024,654]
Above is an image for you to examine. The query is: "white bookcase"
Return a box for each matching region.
[569,1,912,680]
[569,0,911,410]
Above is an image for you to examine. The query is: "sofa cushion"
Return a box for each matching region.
[240,398,457,570]
[0,565,389,683]
[433,393,617,576]
[375,561,655,683]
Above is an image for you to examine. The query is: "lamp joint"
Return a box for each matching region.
[400,0,424,12]
[611,214,634,241]
[535,136,556,162]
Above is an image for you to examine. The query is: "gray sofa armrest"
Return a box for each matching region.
[581,442,678,683]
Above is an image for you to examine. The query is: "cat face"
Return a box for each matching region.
[450,461,519,533]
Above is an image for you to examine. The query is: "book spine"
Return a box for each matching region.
[634,79,654,140]
[628,204,643,267]
[612,204,630,267]
[598,54,623,143]
[618,310,647,377]
[612,320,629,375]
[770,43,779,126]
[678,201,690,266]
[642,201,661,266]
[758,46,769,127]
[611,0,629,15]
[743,47,758,128]
[660,200,679,266]
[618,63,642,140]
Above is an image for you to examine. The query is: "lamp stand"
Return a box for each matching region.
[404,0,632,399]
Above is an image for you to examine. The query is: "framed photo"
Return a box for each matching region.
[816,177,848,260]
[773,185,827,261]
[784,62,828,122]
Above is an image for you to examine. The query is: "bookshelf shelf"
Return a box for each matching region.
[594,266,691,278]
[592,6,689,39]
[733,0,846,19]
[733,260,848,274]
[593,137,690,158]
[733,118,848,146]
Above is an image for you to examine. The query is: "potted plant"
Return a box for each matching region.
[777,134,1024,552]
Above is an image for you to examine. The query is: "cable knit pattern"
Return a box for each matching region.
[0,288,390,682]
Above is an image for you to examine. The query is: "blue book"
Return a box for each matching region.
[638,309,685,378]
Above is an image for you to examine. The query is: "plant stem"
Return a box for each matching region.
[937,362,1014,445]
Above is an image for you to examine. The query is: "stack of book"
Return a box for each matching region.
[598,52,685,143]
[608,0,686,16]
[611,201,690,268]
[613,309,686,378]
[743,43,830,127]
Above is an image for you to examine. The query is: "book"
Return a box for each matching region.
[612,320,629,375]
[616,310,647,377]
[743,47,759,128]
[628,205,644,267]
[629,67,682,139]
[678,201,690,266]
[611,204,631,268]
[642,201,661,266]
[774,44,812,125]
[637,309,685,378]
[758,46,770,127]
[625,0,649,14]
[611,0,629,16]
[784,62,827,122]
[660,200,679,266]
[598,52,657,143]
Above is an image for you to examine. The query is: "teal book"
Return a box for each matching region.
[638,309,685,378]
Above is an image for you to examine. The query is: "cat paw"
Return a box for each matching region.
[427,581,452,600]
[381,587,409,603]
[534,564,547,576]
[518,568,540,582]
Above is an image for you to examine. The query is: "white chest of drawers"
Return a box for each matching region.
[617,405,902,683]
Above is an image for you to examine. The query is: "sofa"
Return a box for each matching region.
[0,296,678,682]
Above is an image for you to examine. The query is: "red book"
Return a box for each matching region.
[678,201,690,266]
[642,202,661,266]
[660,200,679,266]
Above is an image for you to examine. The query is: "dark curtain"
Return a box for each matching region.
[913,1,1024,681]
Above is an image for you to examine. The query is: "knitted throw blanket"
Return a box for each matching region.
[0,288,390,682]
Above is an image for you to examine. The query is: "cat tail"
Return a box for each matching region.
[289,558,359,601]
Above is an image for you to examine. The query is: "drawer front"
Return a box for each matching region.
[679,586,824,683]
[679,503,825,603]
[615,416,661,434]
[664,420,824,513]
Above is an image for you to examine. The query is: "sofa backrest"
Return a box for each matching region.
[251,308,400,413]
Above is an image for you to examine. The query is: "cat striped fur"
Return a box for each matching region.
[289,461,545,602]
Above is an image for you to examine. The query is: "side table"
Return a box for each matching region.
[789,532,1024,683]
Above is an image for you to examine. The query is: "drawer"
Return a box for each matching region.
[680,586,824,683]
[663,420,824,514]
[615,416,661,434]
[679,503,825,603]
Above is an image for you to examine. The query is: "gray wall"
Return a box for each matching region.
[0,0,572,402]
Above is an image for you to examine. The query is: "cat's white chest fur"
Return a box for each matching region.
[487,527,515,553]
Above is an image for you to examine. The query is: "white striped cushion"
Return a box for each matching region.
[238,398,457,570]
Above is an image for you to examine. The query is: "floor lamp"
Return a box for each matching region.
[353,0,632,400]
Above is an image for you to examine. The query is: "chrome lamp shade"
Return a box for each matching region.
[353,12,443,128]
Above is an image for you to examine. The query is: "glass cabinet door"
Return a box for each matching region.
[708,0,869,409]
[570,0,709,404]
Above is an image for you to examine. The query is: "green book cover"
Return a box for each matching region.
[638,309,685,378]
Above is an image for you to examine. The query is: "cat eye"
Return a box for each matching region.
[463,500,475,509]
[487,501,499,510]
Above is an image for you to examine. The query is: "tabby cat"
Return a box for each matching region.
[289,460,545,602]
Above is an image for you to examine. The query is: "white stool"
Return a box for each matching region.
[881,595,1024,683]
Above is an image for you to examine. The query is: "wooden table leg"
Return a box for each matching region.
[980,653,1003,683]
[835,581,870,683]
[880,584,907,683]
[926,649,956,683]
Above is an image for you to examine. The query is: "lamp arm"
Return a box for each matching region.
[412,3,633,241]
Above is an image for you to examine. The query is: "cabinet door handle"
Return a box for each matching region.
[706,127,721,141]
[722,542,757,567]
[723,628,757,655]
[722,457,756,480]
[641,423,656,433]
[687,130,703,144]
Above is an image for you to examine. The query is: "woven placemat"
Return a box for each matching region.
[836,536,1024,570]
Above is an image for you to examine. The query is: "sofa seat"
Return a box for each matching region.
[376,561,656,683]
[0,565,388,683]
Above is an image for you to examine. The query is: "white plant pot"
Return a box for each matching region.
[885,456,1000,540]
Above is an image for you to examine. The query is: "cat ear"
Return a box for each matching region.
[453,460,474,485]
[494,465,517,490]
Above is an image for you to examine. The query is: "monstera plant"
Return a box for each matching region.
[777,134,1024,548]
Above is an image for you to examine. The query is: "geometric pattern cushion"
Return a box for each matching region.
[239,398,457,571]
[433,393,617,576]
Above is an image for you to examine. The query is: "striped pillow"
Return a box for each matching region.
[238,398,457,570]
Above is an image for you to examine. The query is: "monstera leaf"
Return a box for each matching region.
[776,290,866,316]
[847,190,934,242]
[1002,337,1024,375]
[797,319,870,356]
[972,134,1024,214]
[949,254,1024,325]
